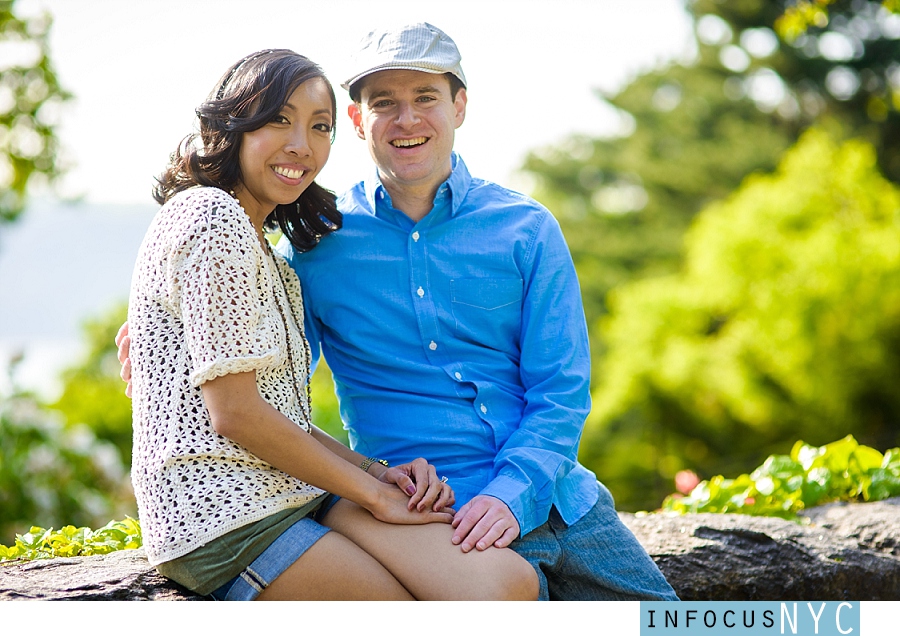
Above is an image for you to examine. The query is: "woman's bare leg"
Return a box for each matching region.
[256,530,414,600]
[322,499,538,601]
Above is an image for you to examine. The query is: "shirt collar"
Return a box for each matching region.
[362,152,472,218]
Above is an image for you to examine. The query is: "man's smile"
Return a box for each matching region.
[391,137,428,148]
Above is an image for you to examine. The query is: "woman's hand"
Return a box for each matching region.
[377,458,456,513]
[368,479,454,526]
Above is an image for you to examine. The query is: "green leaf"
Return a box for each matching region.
[867,469,900,501]
[851,446,884,472]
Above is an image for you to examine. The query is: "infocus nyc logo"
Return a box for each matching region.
[640,602,860,635]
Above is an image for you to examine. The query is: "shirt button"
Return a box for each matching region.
[417,287,425,298]
[429,341,438,351]
[454,372,462,380]
[412,231,420,242]
[480,404,488,414]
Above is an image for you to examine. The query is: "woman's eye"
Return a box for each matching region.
[272,114,289,124]
[314,123,333,133]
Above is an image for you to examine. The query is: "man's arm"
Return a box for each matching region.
[451,210,592,550]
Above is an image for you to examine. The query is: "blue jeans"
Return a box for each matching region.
[510,483,679,601]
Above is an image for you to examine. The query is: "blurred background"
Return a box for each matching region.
[1,0,898,542]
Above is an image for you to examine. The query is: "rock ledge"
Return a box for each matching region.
[2,497,897,600]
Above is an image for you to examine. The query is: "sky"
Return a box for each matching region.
[18,0,695,204]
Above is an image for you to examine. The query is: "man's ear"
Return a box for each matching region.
[348,103,365,140]
[453,88,467,129]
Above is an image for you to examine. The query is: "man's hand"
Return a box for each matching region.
[377,458,455,513]
[115,321,132,397]
[451,495,520,552]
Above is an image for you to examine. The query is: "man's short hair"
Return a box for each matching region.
[349,71,465,104]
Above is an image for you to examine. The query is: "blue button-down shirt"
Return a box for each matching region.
[278,154,599,535]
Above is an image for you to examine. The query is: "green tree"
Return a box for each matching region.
[0,0,69,226]
[696,0,900,181]
[582,130,900,511]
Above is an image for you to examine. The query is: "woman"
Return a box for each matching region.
[127,49,537,600]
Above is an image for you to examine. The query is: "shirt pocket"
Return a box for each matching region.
[450,277,523,352]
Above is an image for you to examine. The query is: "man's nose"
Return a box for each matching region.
[395,101,420,127]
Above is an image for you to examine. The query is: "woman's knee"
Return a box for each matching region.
[472,550,539,601]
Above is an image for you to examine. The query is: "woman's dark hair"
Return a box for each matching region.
[153,49,341,252]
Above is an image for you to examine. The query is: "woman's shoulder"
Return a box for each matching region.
[147,187,255,257]
[158,187,249,233]
[164,186,241,218]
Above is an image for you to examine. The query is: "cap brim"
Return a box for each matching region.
[341,64,459,91]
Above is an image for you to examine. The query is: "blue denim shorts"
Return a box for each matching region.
[209,495,337,601]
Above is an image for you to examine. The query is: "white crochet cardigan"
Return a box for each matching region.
[128,187,323,565]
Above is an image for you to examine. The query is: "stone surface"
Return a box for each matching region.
[1,498,898,600]
[0,548,202,601]
[621,497,900,600]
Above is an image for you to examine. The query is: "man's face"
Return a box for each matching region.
[349,69,466,196]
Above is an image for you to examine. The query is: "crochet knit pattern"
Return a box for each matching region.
[128,187,323,565]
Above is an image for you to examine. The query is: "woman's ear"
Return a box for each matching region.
[348,104,365,140]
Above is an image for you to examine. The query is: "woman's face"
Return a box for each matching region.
[234,77,333,222]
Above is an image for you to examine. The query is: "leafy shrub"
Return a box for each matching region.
[0,390,132,542]
[0,517,141,562]
[662,436,900,518]
[52,303,134,465]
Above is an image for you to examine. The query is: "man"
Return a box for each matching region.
[278,23,677,601]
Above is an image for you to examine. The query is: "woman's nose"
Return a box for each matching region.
[285,128,311,156]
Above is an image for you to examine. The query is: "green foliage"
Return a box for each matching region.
[582,130,900,511]
[662,436,900,518]
[776,0,900,42]
[0,0,69,225]
[311,360,348,445]
[52,302,133,465]
[0,517,141,563]
[0,388,132,543]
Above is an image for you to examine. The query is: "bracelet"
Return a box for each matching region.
[360,456,389,473]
